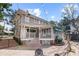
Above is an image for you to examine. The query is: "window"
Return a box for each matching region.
[27,29,36,32]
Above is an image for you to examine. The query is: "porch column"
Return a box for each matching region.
[51,27,55,44]
[51,27,54,39]
[39,27,40,39]
[29,27,30,39]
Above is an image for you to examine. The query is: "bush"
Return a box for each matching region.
[55,35,63,44]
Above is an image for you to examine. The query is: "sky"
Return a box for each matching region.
[1,3,79,31]
[11,3,70,22]
[11,3,79,22]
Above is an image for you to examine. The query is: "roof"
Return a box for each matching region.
[14,9,50,24]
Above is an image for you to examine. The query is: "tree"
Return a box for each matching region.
[0,25,4,32]
[60,4,79,55]
[0,3,14,36]
[0,3,12,19]
[50,21,57,32]
[50,21,61,32]
[0,25,4,38]
[61,4,79,32]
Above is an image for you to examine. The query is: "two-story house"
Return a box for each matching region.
[12,9,55,48]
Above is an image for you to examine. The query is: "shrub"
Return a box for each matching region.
[55,35,63,44]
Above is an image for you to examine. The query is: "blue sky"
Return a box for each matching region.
[11,3,70,22]
[11,3,79,22]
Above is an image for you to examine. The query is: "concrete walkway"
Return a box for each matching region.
[0,49,35,56]
[0,45,66,56]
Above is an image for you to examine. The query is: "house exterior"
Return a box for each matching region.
[12,9,55,46]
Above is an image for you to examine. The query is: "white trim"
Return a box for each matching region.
[21,38,36,40]
[21,38,53,40]
[40,38,53,40]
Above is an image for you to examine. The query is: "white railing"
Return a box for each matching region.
[40,33,51,38]
[26,32,29,38]
[26,32,36,38]
[30,32,36,38]
[26,32,51,39]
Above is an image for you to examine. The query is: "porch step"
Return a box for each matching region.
[27,39,41,49]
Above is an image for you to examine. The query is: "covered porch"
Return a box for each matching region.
[19,24,55,47]
[20,24,54,40]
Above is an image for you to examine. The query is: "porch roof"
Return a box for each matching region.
[20,23,51,28]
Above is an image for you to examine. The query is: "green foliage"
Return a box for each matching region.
[55,35,63,44]
[0,3,12,9]
[50,21,62,33]
[0,3,12,19]
[50,21,57,32]
[0,25,4,35]
[0,12,3,19]
[60,4,78,32]
[0,25,4,30]
[59,17,71,32]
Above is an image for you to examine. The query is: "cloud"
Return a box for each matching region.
[27,8,41,17]
[49,16,55,21]
[51,16,55,19]
[33,8,41,17]
[27,9,34,14]
[50,16,60,22]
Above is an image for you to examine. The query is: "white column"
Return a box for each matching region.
[29,27,30,39]
[26,27,27,38]
[47,28,48,38]
[51,27,55,44]
[51,27,54,40]
[39,27,40,39]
